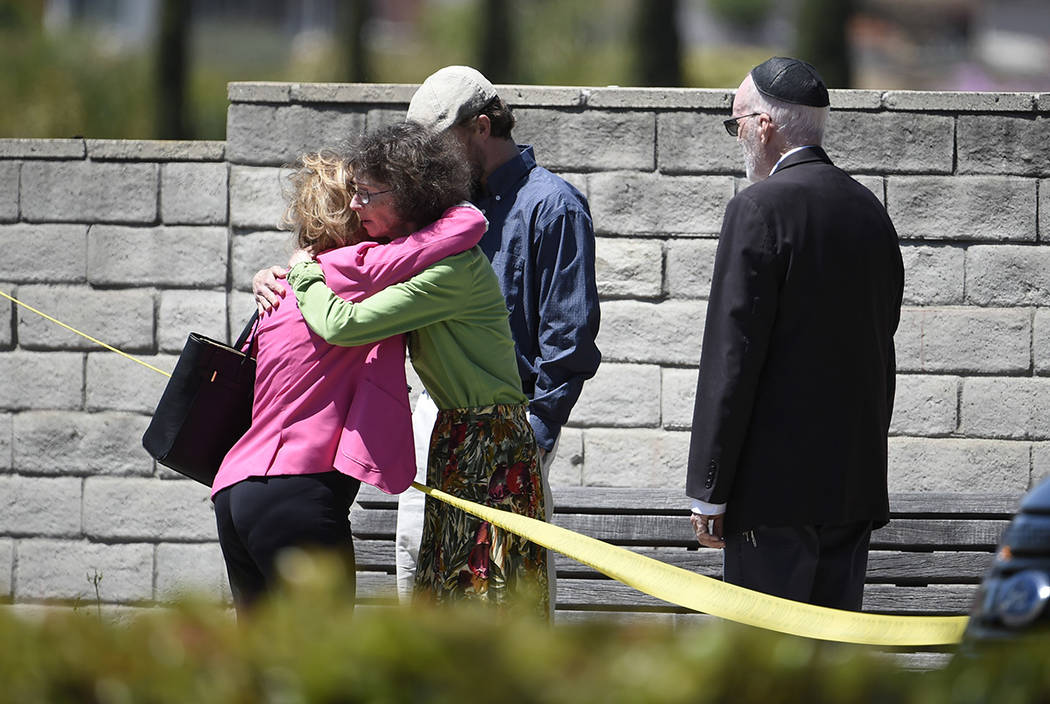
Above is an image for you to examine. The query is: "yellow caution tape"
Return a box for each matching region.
[1,290,171,378]
[0,288,971,645]
[412,482,969,646]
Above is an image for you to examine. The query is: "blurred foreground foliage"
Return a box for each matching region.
[2,553,1050,704]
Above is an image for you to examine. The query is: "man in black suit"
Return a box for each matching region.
[685,57,904,610]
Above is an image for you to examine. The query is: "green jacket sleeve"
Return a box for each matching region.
[286,254,472,347]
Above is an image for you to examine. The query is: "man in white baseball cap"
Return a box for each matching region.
[397,66,602,611]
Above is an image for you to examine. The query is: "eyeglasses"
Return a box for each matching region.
[353,187,393,205]
[723,112,763,137]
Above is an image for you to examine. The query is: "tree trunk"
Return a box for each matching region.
[340,0,371,83]
[795,0,854,88]
[635,0,683,87]
[479,0,514,84]
[156,0,192,139]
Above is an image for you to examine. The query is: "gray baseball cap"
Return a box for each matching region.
[406,65,498,132]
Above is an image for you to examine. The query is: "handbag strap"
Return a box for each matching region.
[233,311,260,356]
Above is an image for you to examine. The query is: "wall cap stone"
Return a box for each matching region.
[86,140,226,162]
[883,91,1037,112]
[0,139,85,159]
[228,82,1050,114]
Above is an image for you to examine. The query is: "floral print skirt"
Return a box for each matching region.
[414,402,549,615]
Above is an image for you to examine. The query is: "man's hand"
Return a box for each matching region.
[690,512,726,549]
[252,266,288,315]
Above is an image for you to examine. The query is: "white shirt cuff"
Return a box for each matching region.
[690,499,726,515]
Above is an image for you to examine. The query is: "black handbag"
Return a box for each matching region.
[142,313,259,486]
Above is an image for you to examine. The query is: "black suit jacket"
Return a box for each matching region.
[686,147,904,534]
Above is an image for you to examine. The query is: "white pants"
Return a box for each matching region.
[394,391,558,607]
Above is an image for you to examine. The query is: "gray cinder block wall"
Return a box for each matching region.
[1,83,1049,610]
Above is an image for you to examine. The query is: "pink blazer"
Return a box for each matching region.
[212,204,487,497]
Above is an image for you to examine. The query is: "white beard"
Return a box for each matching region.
[741,133,771,183]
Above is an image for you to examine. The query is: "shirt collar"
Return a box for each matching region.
[770,145,818,176]
[484,144,536,198]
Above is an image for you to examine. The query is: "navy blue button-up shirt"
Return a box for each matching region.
[474,145,601,450]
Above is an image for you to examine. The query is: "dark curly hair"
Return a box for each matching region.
[348,122,471,230]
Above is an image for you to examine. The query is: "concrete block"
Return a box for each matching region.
[900,245,965,305]
[0,351,83,410]
[961,377,1050,440]
[828,90,883,110]
[0,292,10,349]
[548,427,583,487]
[966,245,1050,306]
[226,104,366,165]
[888,437,1030,494]
[0,138,85,159]
[581,428,691,488]
[597,300,706,365]
[887,176,1036,242]
[0,476,82,536]
[824,112,953,174]
[16,539,153,602]
[584,87,733,110]
[21,161,157,224]
[13,411,152,477]
[657,112,741,175]
[569,363,661,427]
[851,175,884,204]
[1032,442,1050,487]
[589,173,733,236]
[290,82,416,104]
[230,229,293,291]
[1042,179,1050,242]
[156,543,230,602]
[228,293,259,342]
[0,413,11,470]
[595,238,662,298]
[514,108,655,171]
[958,116,1050,176]
[0,162,17,222]
[227,82,291,103]
[0,539,11,597]
[890,374,959,437]
[366,107,406,131]
[0,224,88,283]
[161,162,228,224]
[158,290,229,352]
[1034,310,1050,375]
[661,367,698,430]
[665,239,719,299]
[882,91,1034,112]
[229,166,289,230]
[88,225,228,287]
[86,352,176,413]
[15,285,154,351]
[86,140,225,162]
[83,477,215,541]
[917,307,1031,373]
[893,308,924,373]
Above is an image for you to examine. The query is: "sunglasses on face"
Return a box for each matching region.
[723,112,763,137]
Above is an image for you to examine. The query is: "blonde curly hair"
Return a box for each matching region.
[280,150,365,252]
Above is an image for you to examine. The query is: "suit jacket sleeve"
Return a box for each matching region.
[686,192,783,504]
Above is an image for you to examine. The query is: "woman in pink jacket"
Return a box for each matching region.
[212,143,481,613]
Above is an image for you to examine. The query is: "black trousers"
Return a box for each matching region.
[213,471,361,613]
[723,521,873,610]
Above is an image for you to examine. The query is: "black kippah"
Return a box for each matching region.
[750,57,829,108]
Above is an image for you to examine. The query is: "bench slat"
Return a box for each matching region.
[355,485,1022,517]
[353,508,1008,550]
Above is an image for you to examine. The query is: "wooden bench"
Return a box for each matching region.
[351,486,1017,625]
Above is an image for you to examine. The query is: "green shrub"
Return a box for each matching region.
[1,555,1048,703]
